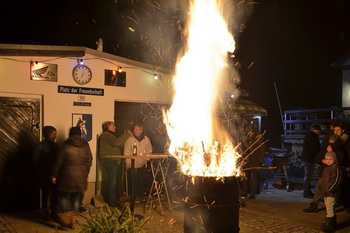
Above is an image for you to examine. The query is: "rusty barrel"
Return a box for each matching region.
[184,176,240,233]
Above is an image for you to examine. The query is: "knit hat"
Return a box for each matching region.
[43,126,56,139]
[325,151,337,161]
[311,124,321,131]
[69,127,81,137]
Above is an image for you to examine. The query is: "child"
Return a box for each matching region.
[319,151,342,232]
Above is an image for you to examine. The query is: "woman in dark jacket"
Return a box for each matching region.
[52,127,92,229]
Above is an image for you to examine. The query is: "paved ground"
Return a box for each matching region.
[1,179,350,233]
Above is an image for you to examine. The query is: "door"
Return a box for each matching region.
[0,94,41,212]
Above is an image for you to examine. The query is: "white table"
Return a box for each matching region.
[104,154,172,215]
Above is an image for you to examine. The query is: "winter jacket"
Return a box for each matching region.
[32,139,59,179]
[99,130,130,164]
[124,135,152,168]
[301,130,320,162]
[331,133,349,166]
[53,135,92,193]
[99,130,130,156]
[319,163,342,197]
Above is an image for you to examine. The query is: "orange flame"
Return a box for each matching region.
[164,0,241,177]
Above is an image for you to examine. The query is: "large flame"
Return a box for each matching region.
[164,0,241,177]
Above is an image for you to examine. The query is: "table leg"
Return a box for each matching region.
[144,158,172,215]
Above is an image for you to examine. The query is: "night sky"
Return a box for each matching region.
[1,0,350,146]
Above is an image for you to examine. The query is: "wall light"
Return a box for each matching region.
[153,74,158,80]
[118,66,123,73]
[78,59,84,65]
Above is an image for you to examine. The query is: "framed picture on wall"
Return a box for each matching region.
[30,62,58,81]
[72,113,92,142]
[104,69,126,87]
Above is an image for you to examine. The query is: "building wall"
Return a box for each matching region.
[0,46,172,204]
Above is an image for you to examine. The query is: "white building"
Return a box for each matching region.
[0,43,172,212]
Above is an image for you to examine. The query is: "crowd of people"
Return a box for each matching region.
[32,126,92,229]
[301,120,350,232]
[32,122,171,229]
[34,119,349,232]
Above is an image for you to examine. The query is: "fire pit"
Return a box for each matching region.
[162,0,242,232]
[184,176,240,233]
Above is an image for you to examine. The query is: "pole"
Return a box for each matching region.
[274,82,285,131]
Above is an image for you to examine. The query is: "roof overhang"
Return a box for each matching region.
[0,43,172,75]
[0,44,85,57]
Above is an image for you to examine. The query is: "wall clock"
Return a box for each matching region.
[72,64,92,85]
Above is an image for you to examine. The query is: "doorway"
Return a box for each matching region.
[0,94,41,212]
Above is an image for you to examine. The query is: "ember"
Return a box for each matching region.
[163,0,241,177]
[163,0,242,232]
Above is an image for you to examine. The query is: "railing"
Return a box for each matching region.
[282,107,350,135]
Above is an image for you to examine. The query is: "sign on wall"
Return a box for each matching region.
[58,85,104,96]
[30,62,58,81]
[72,113,92,142]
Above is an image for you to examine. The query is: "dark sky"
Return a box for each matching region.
[1,0,350,146]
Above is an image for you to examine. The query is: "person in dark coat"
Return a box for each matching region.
[319,151,342,232]
[32,126,59,220]
[52,127,92,229]
[303,123,347,212]
[301,124,321,198]
[241,130,266,199]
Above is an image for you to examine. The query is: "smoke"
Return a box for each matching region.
[113,0,256,71]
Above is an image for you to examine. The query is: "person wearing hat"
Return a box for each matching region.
[301,124,321,198]
[318,151,342,232]
[52,127,92,229]
[32,126,59,221]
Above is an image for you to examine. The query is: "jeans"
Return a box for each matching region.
[302,161,315,194]
[102,160,119,206]
[102,159,124,206]
[58,191,81,215]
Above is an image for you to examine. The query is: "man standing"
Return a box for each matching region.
[124,124,153,201]
[32,126,59,221]
[52,127,92,229]
[99,121,131,207]
[301,124,321,198]
[241,130,266,199]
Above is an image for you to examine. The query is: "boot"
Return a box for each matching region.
[303,202,318,213]
[56,211,70,227]
[320,216,336,232]
[69,214,77,229]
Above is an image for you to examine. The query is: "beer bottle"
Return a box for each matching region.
[133,141,137,156]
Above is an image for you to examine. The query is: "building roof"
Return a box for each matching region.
[233,98,268,116]
[0,43,172,75]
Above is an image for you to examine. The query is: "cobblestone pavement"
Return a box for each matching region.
[240,210,319,233]
[1,186,350,233]
[0,211,319,233]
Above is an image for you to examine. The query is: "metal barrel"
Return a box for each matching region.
[184,176,240,233]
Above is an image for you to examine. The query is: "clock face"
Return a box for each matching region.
[72,65,92,85]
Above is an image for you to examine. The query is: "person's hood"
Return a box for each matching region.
[65,135,86,147]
